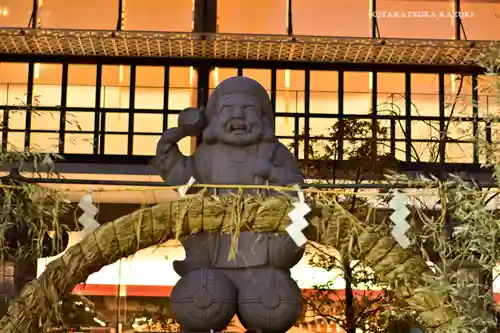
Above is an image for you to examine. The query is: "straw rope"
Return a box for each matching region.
[0,194,455,333]
[0,182,488,197]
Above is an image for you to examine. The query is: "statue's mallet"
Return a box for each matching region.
[178,107,206,137]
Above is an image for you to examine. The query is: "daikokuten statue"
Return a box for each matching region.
[152,76,305,333]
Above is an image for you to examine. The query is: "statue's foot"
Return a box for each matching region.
[235,268,302,333]
[171,268,237,332]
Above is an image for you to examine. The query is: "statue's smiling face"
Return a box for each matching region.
[216,93,264,146]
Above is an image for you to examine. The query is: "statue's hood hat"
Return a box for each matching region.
[205,76,275,128]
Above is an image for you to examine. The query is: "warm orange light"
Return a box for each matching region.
[34,63,40,79]
[212,67,219,86]
[118,0,126,113]
[284,70,291,121]
[368,72,373,91]
[450,1,456,28]
[284,69,291,88]
[191,0,195,31]
[35,0,42,28]
[285,0,290,33]
[189,66,195,86]
[119,65,124,84]
[1,9,7,16]
[121,0,126,29]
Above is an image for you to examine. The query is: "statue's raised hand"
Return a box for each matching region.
[178,106,206,137]
[158,127,185,144]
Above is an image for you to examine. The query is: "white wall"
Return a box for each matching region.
[37,232,345,289]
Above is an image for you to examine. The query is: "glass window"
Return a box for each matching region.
[242,69,271,91]
[344,72,371,115]
[377,73,406,160]
[0,63,29,106]
[8,107,26,131]
[29,64,63,153]
[101,65,130,109]
[104,134,128,155]
[0,261,15,295]
[478,75,499,118]
[443,74,473,117]
[311,71,338,93]
[105,113,129,133]
[342,72,377,161]
[460,1,500,40]
[377,72,405,94]
[410,74,440,162]
[133,135,160,156]
[104,112,129,155]
[66,65,97,155]
[209,68,237,89]
[103,112,129,155]
[293,0,369,37]
[276,70,304,136]
[0,1,31,28]
[133,114,163,134]
[64,133,94,154]
[31,110,60,132]
[68,65,97,108]
[166,114,192,156]
[310,71,338,138]
[33,64,62,107]
[218,0,286,34]
[135,66,165,110]
[66,111,95,133]
[169,67,195,111]
[168,67,195,156]
[126,0,192,31]
[411,74,440,116]
[377,72,405,115]
[43,0,117,29]
[445,142,473,163]
[275,70,304,157]
[310,70,338,117]
[6,132,24,151]
[65,109,96,154]
[376,0,455,39]
[30,132,60,153]
[442,74,475,163]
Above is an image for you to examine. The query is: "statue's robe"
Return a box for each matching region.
[153,139,304,272]
[154,140,303,188]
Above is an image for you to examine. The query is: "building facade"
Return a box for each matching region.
[0,0,499,332]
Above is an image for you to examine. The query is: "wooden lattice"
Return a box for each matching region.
[0,28,491,66]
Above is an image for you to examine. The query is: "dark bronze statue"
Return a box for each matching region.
[152,76,305,333]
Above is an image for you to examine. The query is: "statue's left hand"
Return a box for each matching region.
[253,158,274,179]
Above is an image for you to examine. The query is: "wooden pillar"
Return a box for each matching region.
[193,0,217,148]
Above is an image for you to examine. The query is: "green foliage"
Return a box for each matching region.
[295,118,406,332]
[293,71,500,332]
[291,118,395,180]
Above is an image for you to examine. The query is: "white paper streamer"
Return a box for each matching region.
[389,191,411,248]
[286,184,310,247]
[178,177,196,197]
[78,191,100,235]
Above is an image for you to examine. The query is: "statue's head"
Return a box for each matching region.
[202,76,275,146]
